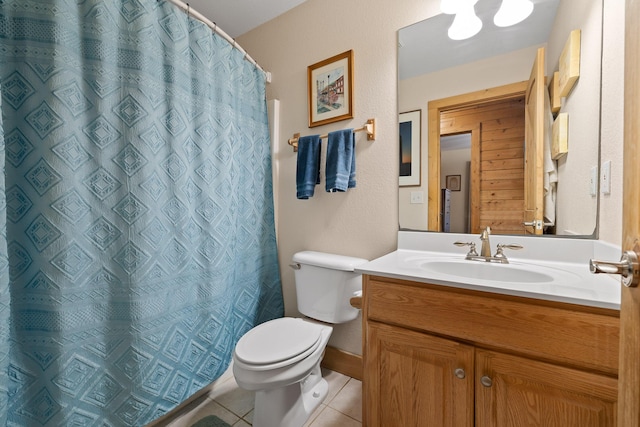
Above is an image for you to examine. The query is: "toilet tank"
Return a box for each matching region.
[292,251,368,324]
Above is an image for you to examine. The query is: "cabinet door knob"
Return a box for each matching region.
[454,368,466,379]
[480,375,493,387]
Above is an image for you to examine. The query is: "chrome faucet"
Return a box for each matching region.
[453,226,524,264]
[480,226,492,258]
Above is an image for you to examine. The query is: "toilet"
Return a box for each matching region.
[232,251,368,427]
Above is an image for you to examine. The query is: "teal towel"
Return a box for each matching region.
[326,129,356,192]
[296,134,322,199]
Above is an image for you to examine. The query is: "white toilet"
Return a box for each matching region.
[232,251,368,427]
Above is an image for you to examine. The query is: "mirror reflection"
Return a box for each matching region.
[398,0,602,237]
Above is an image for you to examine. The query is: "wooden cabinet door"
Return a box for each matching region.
[476,349,617,427]
[365,322,474,427]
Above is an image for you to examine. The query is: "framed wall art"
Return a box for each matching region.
[399,110,421,187]
[308,50,354,127]
[446,174,461,191]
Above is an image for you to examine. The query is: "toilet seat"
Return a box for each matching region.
[234,318,324,371]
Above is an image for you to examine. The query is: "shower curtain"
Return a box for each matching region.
[0,0,284,425]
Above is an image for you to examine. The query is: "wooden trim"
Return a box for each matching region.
[430,81,528,110]
[620,1,640,425]
[427,81,528,231]
[427,104,441,231]
[469,126,482,233]
[321,345,363,381]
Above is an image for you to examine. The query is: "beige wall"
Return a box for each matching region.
[599,0,624,246]
[440,148,471,233]
[548,0,602,236]
[238,0,624,355]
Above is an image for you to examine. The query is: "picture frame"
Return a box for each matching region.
[399,110,421,187]
[446,175,461,191]
[308,50,354,128]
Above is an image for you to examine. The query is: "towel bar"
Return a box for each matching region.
[288,118,376,152]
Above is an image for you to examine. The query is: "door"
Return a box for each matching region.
[476,350,617,426]
[365,322,474,427]
[523,47,545,235]
[427,82,528,232]
[619,1,640,425]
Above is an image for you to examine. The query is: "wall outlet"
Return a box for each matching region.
[410,191,424,204]
[601,160,611,195]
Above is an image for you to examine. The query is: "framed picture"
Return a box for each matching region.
[308,50,354,128]
[446,175,461,191]
[399,110,421,187]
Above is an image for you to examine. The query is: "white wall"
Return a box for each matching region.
[238,0,624,355]
[547,0,602,236]
[599,0,624,246]
[441,148,471,233]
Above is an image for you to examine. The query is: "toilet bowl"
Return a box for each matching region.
[232,251,368,427]
[233,318,332,427]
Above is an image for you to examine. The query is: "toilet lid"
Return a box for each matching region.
[234,318,323,366]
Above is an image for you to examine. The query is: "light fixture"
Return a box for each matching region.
[493,0,534,27]
[447,2,482,40]
[440,0,479,14]
[440,0,459,14]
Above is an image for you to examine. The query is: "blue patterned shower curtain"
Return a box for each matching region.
[0,0,284,425]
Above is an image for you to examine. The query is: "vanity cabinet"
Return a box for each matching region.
[363,275,619,427]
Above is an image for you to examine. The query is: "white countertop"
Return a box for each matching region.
[355,232,622,310]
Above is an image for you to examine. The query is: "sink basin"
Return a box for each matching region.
[420,260,555,283]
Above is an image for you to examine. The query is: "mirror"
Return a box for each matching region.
[398,0,602,237]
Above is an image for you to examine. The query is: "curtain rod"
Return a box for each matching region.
[163,0,272,83]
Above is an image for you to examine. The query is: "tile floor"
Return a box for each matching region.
[162,365,362,427]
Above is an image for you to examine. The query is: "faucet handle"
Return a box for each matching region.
[454,241,478,257]
[497,244,523,251]
[494,243,523,260]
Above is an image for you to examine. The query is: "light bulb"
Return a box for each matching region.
[448,3,482,40]
[441,0,479,15]
[493,0,534,27]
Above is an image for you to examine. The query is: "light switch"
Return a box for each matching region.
[410,191,424,204]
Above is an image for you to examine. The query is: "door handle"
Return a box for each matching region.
[522,220,541,229]
[590,250,640,287]
[522,220,554,229]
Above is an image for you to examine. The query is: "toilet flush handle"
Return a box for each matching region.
[289,263,301,270]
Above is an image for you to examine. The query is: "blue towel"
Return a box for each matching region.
[326,129,356,192]
[296,134,322,199]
